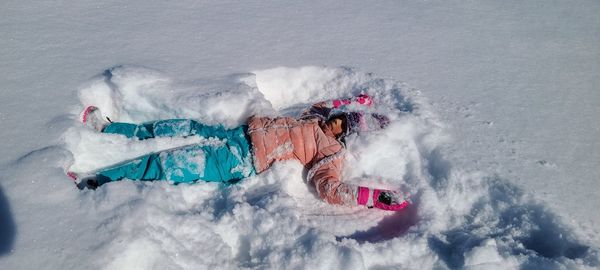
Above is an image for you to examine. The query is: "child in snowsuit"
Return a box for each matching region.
[71,94,409,211]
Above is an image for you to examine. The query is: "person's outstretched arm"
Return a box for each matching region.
[307,153,356,205]
[300,94,373,119]
[307,152,409,211]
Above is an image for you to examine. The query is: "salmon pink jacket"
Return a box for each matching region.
[246,115,356,205]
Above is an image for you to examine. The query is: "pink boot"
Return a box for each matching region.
[66,171,99,190]
[80,106,109,131]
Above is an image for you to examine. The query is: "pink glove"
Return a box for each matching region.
[357,186,410,211]
[332,94,373,108]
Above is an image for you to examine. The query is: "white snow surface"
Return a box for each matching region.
[1,1,599,270]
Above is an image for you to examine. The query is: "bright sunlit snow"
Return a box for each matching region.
[1,1,599,270]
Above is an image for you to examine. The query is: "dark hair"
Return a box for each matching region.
[327,113,348,137]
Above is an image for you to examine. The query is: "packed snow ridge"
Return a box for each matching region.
[1,66,598,269]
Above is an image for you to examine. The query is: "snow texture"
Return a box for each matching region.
[1,66,598,269]
[1,1,599,270]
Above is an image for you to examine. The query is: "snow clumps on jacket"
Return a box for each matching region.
[246,115,357,206]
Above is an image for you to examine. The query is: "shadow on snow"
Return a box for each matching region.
[0,184,16,256]
[427,175,597,269]
[337,205,418,244]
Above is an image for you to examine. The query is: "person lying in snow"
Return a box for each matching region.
[69,94,410,211]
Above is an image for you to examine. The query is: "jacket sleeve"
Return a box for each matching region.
[299,94,374,120]
[300,101,332,120]
[306,152,358,206]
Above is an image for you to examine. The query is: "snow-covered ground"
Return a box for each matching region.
[1,1,599,269]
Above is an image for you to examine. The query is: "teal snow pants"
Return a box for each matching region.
[96,119,254,185]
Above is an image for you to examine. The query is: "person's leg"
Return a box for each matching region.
[102,119,206,140]
[199,125,255,182]
[96,152,165,185]
[101,122,153,139]
[95,144,206,185]
[160,124,254,183]
[95,125,254,186]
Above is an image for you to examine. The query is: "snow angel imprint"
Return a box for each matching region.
[69,94,409,211]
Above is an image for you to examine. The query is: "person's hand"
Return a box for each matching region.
[332,94,373,108]
[357,186,410,211]
[354,94,373,106]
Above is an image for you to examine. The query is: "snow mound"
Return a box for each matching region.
[1,66,598,269]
